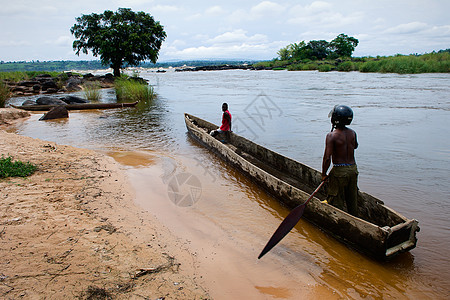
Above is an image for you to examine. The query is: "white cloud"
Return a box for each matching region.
[250,1,285,18]
[52,35,74,47]
[205,6,225,16]
[287,1,364,30]
[207,30,268,45]
[185,13,202,21]
[0,3,58,16]
[151,5,181,14]
[113,0,154,6]
[384,22,429,34]
[0,40,31,47]
[161,29,273,60]
[229,9,248,23]
[163,43,270,60]
[170,39,187,47]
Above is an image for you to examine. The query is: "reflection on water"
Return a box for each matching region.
[8,70,450,298]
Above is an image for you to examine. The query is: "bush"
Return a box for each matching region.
[337,61,356,71]
[358,53,450,73]
[82,81,101,101]
[318,64,332,72]
[0,82,11,108]
[114,77,155,102]
[0,156,37,178]
[359,61,380,72]
[301,63,318,70]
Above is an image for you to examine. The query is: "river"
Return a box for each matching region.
[8,70,450,299]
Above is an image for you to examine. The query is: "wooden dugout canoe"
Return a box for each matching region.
[184,113,419,260]
[11,101,138,111]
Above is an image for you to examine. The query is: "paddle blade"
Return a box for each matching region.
[258,204,306,259]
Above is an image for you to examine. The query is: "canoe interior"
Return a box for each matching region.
[185,113,402,226]
[185,113,419,259]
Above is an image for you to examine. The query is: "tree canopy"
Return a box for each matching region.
[277,34,359,61]
[71,8,166,76]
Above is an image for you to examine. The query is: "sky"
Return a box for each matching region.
[1,0,449,62]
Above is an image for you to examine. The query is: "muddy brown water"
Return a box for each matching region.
[8,70,450,298]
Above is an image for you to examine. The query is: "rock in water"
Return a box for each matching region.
[36,96,67,105]
[39,106,69,121]
[60,95,89,104]
[22,100,37,106]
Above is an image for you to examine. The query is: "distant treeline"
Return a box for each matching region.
[1,50,449,74]
[0,60,258,73]
[255,49,450,74]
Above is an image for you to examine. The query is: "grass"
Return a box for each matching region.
[252,51,450,74]
[0,71,64,82]
[0,156,37,178]
[0,82,11,107]
[82,81,101,102]
[359,53,450,74]
[114,77,155,103]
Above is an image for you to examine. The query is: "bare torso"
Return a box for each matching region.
[322,127,358,177]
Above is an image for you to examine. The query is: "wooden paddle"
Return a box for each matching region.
[258,178,328,259]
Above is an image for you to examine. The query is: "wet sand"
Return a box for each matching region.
[0,109,209,299]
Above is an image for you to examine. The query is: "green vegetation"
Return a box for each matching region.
[0,61,105,73]
[254,51,450,74]
[0,82,11,107]
[71,8,167,77]
[0,71,64,81]
[82,81,101,101]
[0,156,37,178]
[278,34,359,61]
[359,52,450,73]
[114,77,155,102]
[266,34,450,74]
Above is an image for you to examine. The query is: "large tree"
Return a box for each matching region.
[71,8,166,77]
[304,40,330,60]
[329,33,359,58]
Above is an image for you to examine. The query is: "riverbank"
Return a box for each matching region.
[0,110,209,299]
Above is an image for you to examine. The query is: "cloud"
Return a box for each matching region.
[287,1,364,29]
[163,43,269,60]
[206,30,268,45]
[113,0,155,6]
[384,22,429,34]
[205,6,225,16]
[0,40,31,47]
[151,5,181,14]
[169,39,187,47]
[52,36,73,47]
[0,3,58,15]
[161,30,272,60]
[250,1,285,18]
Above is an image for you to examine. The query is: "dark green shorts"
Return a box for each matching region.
[327,164,359,216]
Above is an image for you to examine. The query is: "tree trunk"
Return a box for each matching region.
[113,66,121,77]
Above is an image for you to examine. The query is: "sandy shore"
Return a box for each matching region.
[0,109,209,299]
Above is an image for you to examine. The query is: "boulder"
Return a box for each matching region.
[65,77,82,91]
[35,74,52,79]
[39,106,69,121]
[40,80,58,90]
[43,88,59,94]
[83,73,94,79]
[22,100,37,106]
[60,95,89,104]
[18,80,40,87]
[36,96,67,105]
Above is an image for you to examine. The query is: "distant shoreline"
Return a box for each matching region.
[2,52,449,74]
